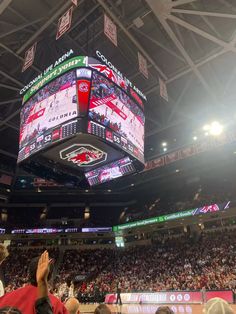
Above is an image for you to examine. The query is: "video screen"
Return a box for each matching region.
[88,71,144,158]
[85,156,135,186]
[19,70,77,158]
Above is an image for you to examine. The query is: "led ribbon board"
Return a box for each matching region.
[112,201,230,231]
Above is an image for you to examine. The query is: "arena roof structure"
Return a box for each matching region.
[1,0,236,199]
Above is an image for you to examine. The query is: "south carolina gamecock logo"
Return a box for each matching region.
[78,82,89,92]
[59,144,107,167]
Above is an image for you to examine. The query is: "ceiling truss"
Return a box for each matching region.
[1,0,236,162]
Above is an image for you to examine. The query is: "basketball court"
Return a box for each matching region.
[80,303,236,314]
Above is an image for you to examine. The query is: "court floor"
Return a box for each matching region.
[80,303,236,314]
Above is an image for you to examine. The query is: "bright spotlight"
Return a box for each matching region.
[204,132,209,136]
[203,124,210,131]
[162,142,167,147]
[209,121,223,136]
[193,136,197,141]
[163,147,167,152]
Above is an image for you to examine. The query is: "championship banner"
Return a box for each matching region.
[105,292,202,304]
[143,131,236,173]
[165,151,179,164]
[145,157,164,171]
[180,146,196,159]
[0,174,12,186]
[22,43,37,72]
[104,14,117,47]
[138,52,148,79]
[159,77,168,101]
[56,7,73,40]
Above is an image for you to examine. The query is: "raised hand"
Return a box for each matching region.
[36,250,51,284]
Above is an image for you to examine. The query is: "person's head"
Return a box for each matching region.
[203,298,234,314]
[65,298,80,314]
[0,245,9,265]
[28,255,54,286]
[94,304,111,314]
[0,307,22,314]
[155,306,174,314]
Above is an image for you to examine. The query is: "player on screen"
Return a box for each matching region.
[98,82,109,97]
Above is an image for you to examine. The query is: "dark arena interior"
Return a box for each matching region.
[1,0,236,313]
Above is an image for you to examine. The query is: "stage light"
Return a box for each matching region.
[203,121,223,136]
[107,189,112,192]
[193,136,197,141]
[163,147,167,152]
[175,169,180,173]
[85,189,89,192]
[162,142,167,147]
[209,121,223,136]
[203,124,210,131]
[130,183,135,187]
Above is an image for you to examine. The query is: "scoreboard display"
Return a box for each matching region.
[88,71,144,163]
[18,70,78,162]
[85,156,135,186]
[18,53,146,186]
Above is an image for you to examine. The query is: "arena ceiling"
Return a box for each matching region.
[1,0,236,197]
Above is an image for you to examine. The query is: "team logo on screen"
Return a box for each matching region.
[78,82,89,92]
[59,144,107,167]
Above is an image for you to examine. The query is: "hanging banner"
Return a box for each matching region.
[165,151,179,164]
[71,0,78,6]
[159,77,168,101]
[138,52,148,79]
[22,43,37,72]
[56,7,73,40]
[104,14,117,47]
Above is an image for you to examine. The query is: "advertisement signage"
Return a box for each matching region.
[112,201,230,232]
[82,227,112,233]
[105,292,202,304]
[105,291,233,304]
[23,56,86,103]
[205,291,233,303]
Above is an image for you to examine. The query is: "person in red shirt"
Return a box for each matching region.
[0,253,68,314]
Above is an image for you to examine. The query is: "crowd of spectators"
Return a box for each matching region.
[2,228,236,304]
[90,229,236,293]
[3,247,59,292]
